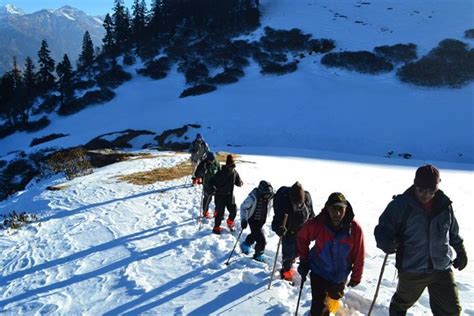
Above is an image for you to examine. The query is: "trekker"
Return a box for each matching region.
[240,180,274,262]
[195,152,221,218]
[189,133,209,185]
[297,192,364,315]
[209,154,243,234]
[374,164,467,315]
[272,182,314,281]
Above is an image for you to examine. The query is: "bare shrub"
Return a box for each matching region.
[48,147,93,180]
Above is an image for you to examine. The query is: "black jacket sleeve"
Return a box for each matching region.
[374,198,405,254]
[272,188,288,232]
[234,170,243,187]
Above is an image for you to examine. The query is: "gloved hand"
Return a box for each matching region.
[347,279,360,287]
[383,242,398,254]
[241,220,248,229]
[453,244,468,271]
[297,260,310,280]
[276,225,287,237]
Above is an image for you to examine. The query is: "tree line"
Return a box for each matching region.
[0,0,260,132]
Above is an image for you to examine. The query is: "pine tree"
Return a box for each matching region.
[36,40,56,93]
[132,0,147,53]
[102,13,115,55]
[11,56,22,86]
[56,54,73,106]
[149,0,162,35]
[11,56,31,124]
[112,0,130,51]
[23,56,37,107]
[79,31,94,71]
[23,57,36,92]
[0,72,15,126]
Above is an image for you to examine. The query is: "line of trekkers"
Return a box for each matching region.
[188,134,467,315]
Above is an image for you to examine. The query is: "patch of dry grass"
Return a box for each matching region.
[116,151,246,185]
[117,160,193,185]
[46,185,70,191]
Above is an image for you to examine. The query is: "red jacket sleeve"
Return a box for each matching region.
[350,220,365,283]
[296,218,318,261]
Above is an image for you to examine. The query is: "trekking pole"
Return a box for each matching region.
[198,186,204,230]
[368,253,389,316]
[268,214,289,290]
[225,229,244,266]
[295,277,305,316]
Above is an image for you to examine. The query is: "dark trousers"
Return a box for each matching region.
[310,273,345,316]
[245,221,266,254]
[389,270,461,316]
[214,194,237,227]
[281,234,297,271]
[202,189,213,213]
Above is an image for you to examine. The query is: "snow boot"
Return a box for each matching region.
[226,219,235,231]
[192,177,197,185]
[212,226,222,235]
[240,241,251,255]
[203,210,210,218]
[197,177,203,184]
[280,268,295,281]
[253,252,265,262]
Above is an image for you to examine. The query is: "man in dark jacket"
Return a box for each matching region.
[374,165,467,315]
[208,154,243,234]
[189,133,209,185]
[297,192,364,315]
[272,182,315,281]
[195,152,220,218]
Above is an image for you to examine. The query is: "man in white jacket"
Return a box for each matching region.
[240,180,274,262]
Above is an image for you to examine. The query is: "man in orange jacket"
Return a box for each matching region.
[297,192,365,315]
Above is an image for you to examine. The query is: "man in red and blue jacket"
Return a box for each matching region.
[297,192,365,315]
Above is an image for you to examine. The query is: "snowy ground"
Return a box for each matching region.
[0,149,473,315]
[0,0,473,164]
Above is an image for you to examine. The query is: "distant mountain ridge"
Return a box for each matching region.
[0,4,104,74]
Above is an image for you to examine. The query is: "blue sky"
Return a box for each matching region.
[0,1,150,15]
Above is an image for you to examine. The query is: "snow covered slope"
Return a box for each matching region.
[0,0,473,163]
[0,149,473,315]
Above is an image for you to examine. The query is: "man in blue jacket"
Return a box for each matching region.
[374,165,467,315]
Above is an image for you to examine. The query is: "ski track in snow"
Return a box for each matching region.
[0,151,473,315]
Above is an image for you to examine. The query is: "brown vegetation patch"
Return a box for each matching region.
[86,149,152,168]
[46,184,70,191]
[116,160,192,185]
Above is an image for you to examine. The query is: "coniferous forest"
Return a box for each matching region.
[1,0,473,140]
[0,0,261,138]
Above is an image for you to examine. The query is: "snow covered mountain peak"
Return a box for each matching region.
[53,5,87,20]
[0,4,25,17]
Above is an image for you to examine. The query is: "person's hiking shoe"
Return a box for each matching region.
[280,268,295,281]
[226,219,235,231]
[212,226,222,235]
[240,241,251,255]
[203,210,210,218]
[253,253,265,262]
